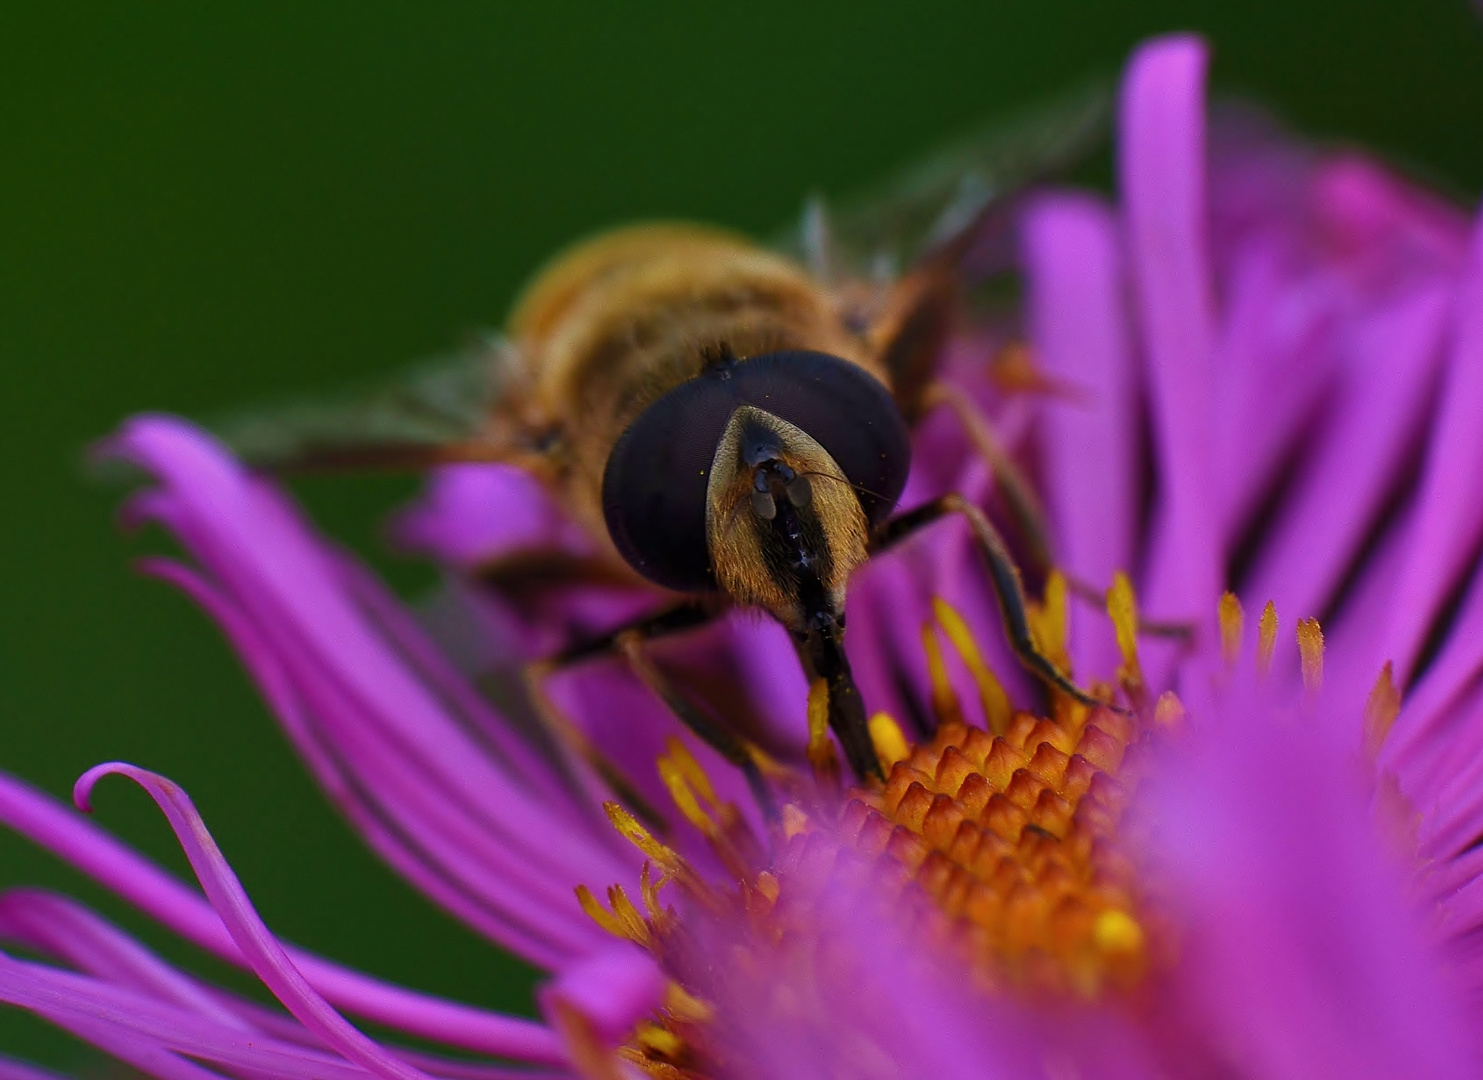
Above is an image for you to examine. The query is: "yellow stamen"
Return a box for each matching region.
[805,678,839,781]
[752,871,780,907]
[576,884,629,940]
[663,737,719,810]
[1297,617,1324,692]
[657,756,713,836]
[1363,661,1402,762]
[604,802,684,875]
[780,803,810,841]
[657,742,754,882]
[920,621,965,728]
[931,598,1013,733]
[609,884,651,946]
[868,712,911,771]
[1218,592,1244,667]
[1027,571,1071,676]
[663,981,715,1024]
[634,1023,683,1058]
[639,862,668,923]
[1106,572,1141,682]
[1093,909,1145,956]
[1256,601,1278,677]
[1152,690,1186,730]
[843,693,1148,995]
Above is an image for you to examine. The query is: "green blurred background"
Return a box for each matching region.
[2,1,1481,1070]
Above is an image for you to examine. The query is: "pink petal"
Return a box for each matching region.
[1208,232,1341,535]
[1118,34,1222,623]
[0,957,369,1080]
[390,463,592,571]
[1023,190,1138,677]
[0,1054,70,1080]
[138,556,616,968]
[101,417,635,944]
[0,888,248,1031]
[538,945,665,1048]
[1370,211,1483,684]
[0,893,570,1080]
[1240,281,1450,651]
[1142,679,1478,1077]
[106,417,612,877]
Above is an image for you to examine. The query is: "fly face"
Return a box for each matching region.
[599,348,912,633]
[705,404,868,633]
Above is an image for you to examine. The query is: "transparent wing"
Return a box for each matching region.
[773,79,1113,282]
[207,333,522,471]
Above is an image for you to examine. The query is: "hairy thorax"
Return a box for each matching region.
[502,223,884,548]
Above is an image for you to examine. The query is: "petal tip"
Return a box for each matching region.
[72,762,162,814]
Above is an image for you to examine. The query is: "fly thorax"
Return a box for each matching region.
[704,405,869,631]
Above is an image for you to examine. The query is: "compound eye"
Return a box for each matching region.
[601,377,737,593]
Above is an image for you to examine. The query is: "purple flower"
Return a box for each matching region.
[2,30,1483,1079]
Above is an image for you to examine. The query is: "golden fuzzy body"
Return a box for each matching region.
[500,223,891,556]
[214,97,1111,780]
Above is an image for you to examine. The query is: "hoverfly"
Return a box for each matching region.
[219,86,1110,786]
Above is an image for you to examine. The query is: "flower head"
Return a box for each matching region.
[2,30,1483,1080]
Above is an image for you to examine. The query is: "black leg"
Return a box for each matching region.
[922,380,1057,575]
[614,631,777,823]
[520,659,670,833]
[554,599,725,665]
[873,493,1106,711]
[540,597,781,818]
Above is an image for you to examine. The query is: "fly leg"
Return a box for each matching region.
[521,601,725,825]
[923,384,1196,647]
[873,493,1104,711]
[614,631,776,822]
[921,380,1058,576]
[554,600,722,664]
[533,600,777,822]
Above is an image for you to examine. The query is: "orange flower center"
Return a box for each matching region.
[839,704,1151,996]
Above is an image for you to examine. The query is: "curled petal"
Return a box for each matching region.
[0,766,563,1062]
[75,762,442,1080]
